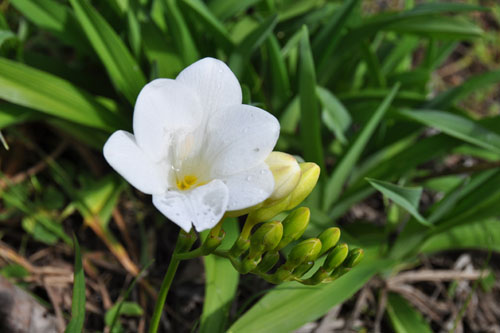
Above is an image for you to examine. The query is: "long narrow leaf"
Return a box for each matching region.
[69,0,146,104]
[65,235,86,333]
[401,110,500,154]
[0,57,124,131]
[323,83,400,211]
[387,293,432,333]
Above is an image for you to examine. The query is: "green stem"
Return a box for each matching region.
[149,231,184,333]
[174,247,204,260]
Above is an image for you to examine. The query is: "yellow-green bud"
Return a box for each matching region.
[318,227,341,256]
[265,152,301,202]
[286,163,320,210]
[202,229,225,254]
[249,221,283,257]
[292,261,314,278]
[277,207,310,250]
[229,237,250,257]
[285,238,322,269]
[256,251,280,273]
[344,248,364,268]
[241,255,261,274]
[248,195,290,222]
[308,268,330,285]
[323,243,349,272]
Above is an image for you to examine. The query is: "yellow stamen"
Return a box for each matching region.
[176,175,198,190]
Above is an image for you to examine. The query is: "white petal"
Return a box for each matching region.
[207,104,280,176]
[223,163,275,211]
[176,58,242,116]
[103,130,168,195]
[133,79,202,162]
[152,180,229,232]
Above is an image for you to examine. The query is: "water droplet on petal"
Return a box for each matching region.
[260,169,266,174]
[246,176,252,181]
[253,147,260,152]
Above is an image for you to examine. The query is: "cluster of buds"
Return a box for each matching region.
[177,152,363,285]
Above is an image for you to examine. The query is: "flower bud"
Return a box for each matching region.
[265,152,301,202]
[241,255,262,274]
[256,251,280,273]
[292,261,314,278]
[285,238,322,269]
[318,227,341,256]
[277,207,310,250]
[286,163,320,210]
[248,195,290,222]
[344,248,364,268]
[307,268,330,285]
[202,229,225,254]
[229,237,250,257]
[322,243,349,272]
[249,221,283,257]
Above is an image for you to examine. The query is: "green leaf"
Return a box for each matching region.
[105,302,143,326]
[163,0,200,65]
[209,0,262,21]
[422,218,500,254]
[0,57,124,132]
[299,25,324,173]
[317,86,351,145]
[229,15,278,78]
[181,0,233,52]
[266,35,291,110]
[401,110,500,154]
[386,16,483,39]
[65,235,86,333]
[323,83,400,211]
[366,178,430,227]
[0,103,39,129]
[228,255,395,333]
[10,0,90,53]
[425,70,500,109]
[69,0,146,104]
[314,0,361,77]
[386,293,432,333]
[200,220,239,333]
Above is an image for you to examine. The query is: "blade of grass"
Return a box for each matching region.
[69,0,146,104]
[400,110,500,155]
[367,178,430,227]
[323,83,400,211]
[0,58,124,132]
[386,293,432,333]
[317,86,351,145]
[299,25,325,172]
[200,220,239,333]
[65,235,86,333]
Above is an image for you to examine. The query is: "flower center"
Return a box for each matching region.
[176,175,198,191]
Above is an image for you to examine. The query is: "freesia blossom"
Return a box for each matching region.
[103,58,280,232]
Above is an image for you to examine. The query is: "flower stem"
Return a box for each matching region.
[149,231,186,333]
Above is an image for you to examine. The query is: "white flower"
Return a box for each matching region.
[103,58,280,232]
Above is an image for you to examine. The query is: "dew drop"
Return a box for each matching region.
[260,169,266,174]
[253,147,260,152]
[243,128,248,133]
[218,69,223,73]
[246,176,252,181]
[210,219,215,224]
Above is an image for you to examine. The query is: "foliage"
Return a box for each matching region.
[1,0,499,332]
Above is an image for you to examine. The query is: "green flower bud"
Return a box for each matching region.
[323,243,349,272]
[229,237,250,257]
[248,195,290,222]
[318,227,341,257]
[249,221,283,257]
[256,251,280,273]
[274,267,293,282]
[265,152,301,202]
[344,248,364,268]
[285,238,322,269]
[308,268,330,285]
[241,255,262,274]
[278,207,310,250]
[202,229,225,254]
[285,163,320,210]
[292,261,314,278]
